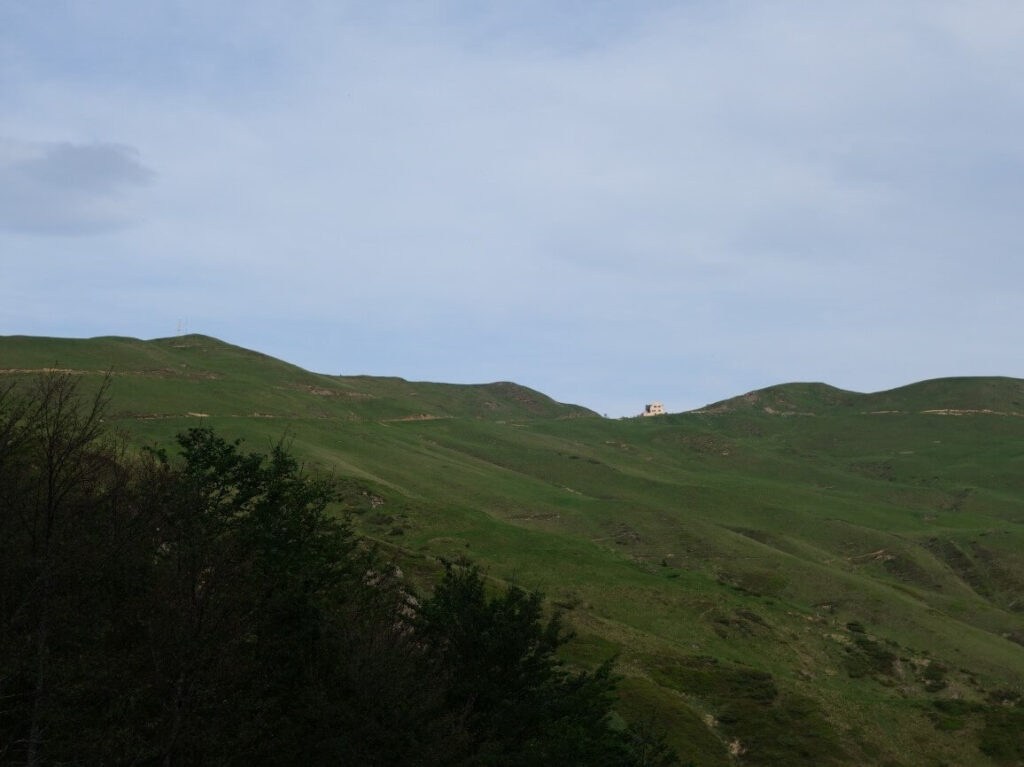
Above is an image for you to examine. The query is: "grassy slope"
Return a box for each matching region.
[3,335,1023,766]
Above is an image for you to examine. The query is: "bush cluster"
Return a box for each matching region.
[0,375,676,766]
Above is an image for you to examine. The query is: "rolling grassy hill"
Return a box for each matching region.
[3,333,1024,766]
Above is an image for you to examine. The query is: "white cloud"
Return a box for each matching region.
[0,139,154,234]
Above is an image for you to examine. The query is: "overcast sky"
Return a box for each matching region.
[2,1,1023,416]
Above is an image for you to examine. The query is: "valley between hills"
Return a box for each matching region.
[2,333,1024,766]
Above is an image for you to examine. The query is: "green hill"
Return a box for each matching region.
[0,334,596,422]
[698,377,1024,417]
[3,334,1024,766]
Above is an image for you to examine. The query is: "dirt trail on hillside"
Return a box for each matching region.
[0,367,100,375]
[0,367,222,380]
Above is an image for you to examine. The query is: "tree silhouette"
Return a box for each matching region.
[0,375,679,766]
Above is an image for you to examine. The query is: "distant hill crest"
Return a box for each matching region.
[694,377,1024,417]
[0,333,598,421]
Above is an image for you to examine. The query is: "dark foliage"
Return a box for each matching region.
[843,635,897,679]
[649,655,843,765]
[0,374,678,766]
[418,562,638,766]
[979,704,1024,764]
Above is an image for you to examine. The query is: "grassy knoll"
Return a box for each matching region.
[2,333,1023,765]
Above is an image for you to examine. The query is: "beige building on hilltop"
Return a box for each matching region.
[641,401,665,417]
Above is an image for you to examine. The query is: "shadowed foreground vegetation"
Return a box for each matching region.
[3,334,1024,765]
[0,375,675,766]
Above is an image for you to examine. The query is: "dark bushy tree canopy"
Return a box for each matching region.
[418,563,641,766]
[0,374,678,766]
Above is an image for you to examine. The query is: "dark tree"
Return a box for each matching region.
[0,375,680,766]
[0,374,137,767]
[416,563,679,766]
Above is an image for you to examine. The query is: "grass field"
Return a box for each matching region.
[3,333,1023,766]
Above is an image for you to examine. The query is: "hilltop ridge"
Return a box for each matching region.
[0,333,597,421]
[695,376,1024,417]
[4,333,1021,422]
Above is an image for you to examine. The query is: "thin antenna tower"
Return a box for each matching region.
[176,319,183,336]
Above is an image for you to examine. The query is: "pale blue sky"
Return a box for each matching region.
[2,1,1023,416]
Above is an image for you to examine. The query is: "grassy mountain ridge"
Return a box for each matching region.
[698,377,1024,417]
[3,334,1024,766]
[0,333,596,421]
